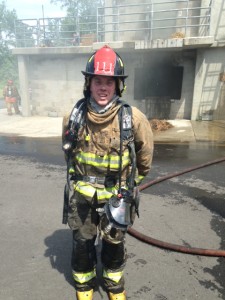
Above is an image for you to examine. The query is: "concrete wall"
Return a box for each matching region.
[192,47,225,120]
[170,52,196,119]
[123,50,196,120]
[27,55,86,116]
[15,47,196,119]
[17,53,89,116]
[17,50,140,117]
[13,0,225,120]
[209,0,225,41]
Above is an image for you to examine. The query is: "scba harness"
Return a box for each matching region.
[6,86,13,97]
[62,98,139,230]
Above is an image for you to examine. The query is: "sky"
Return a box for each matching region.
[5,0,66,20]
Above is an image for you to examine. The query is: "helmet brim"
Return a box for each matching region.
[81,71,128,78]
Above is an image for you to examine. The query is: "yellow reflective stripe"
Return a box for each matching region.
[88,54,94,63]
[74,182,96,198]
[69,167,75,174]
[118,57,124,67]
[136,175,144,185]
[103,270,123,283]
[76,150,130,169]
[72,269,96,284]
[96,187,117,200]
[74,182,117,202]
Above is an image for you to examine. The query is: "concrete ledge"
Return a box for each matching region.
[153,120,196,143]
[12,37,215,54]
[12,42,136,55]
[191,120,225,143]
[93,41,135,50]
[12,46,94,55]
[1,107,225,143]
[0,108,62,138]
[184,36,214,47]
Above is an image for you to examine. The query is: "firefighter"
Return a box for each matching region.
[62,45,154,300]
[3,79,21,115]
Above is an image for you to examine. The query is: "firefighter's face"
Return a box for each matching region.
[90,76,116,106]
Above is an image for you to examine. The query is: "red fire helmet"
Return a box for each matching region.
[82,45,128,78]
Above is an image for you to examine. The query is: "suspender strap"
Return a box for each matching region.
[64,98,136,191]
[118,101,136,192]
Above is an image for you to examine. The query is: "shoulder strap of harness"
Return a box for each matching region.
[67,98,133,143]
[63,98,136,190]
[117,100,136,192]
[68,98,86,131]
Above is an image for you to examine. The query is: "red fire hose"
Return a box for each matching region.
[128,156,225,257]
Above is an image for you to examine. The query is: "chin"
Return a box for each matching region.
[96,99,109,106]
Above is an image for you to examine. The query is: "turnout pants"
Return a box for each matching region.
[68,191,127,293]
[5,97,20,115]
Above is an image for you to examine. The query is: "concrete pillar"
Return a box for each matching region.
[17,55,30,116]
[191,50,205,120]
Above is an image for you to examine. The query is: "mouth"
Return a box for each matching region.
[98,94,108,99]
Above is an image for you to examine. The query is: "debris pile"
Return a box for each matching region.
[171,32,185,39]
[149,119,173,132]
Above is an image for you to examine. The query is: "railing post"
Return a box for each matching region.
[37,19,40,47]
[150,0,153,41]
[117,5,119,41]
[97,7,99,42]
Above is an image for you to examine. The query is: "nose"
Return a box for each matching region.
[100,84,106,90]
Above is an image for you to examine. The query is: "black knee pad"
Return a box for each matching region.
[71,235,96,272]
[101,239,126,270]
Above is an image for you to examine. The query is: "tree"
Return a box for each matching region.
[50,0,104,44]
[0,1,19,89]
[50,0,104,18]
[0,1,17,43]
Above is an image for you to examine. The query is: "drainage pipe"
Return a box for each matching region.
[128,156,225,257]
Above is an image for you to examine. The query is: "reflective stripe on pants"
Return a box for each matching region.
[72,269,96,284]
[103,269,124,283]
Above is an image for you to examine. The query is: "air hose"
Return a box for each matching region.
[128,156,225,257]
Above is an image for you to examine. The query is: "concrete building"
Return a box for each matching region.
[12,0,225,120]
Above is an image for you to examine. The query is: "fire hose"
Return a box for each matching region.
[128,156,225,257]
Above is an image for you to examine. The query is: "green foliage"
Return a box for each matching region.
[50,0,104,17]
[14,20,36,47]
[0,1,19,87]
[50,0,104,44]
[0,1,17,43]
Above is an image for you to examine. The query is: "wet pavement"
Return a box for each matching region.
[0,134,225,299]
[1,107,225,299]
[0,135,65,166]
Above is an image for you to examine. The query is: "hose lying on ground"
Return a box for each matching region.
[128,156,225,257]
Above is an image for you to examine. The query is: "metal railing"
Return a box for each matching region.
[14,0,211,48]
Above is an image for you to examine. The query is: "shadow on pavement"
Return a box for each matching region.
[44,229,105,293]
[44,229,74,287]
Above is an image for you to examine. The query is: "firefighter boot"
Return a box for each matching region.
[108,290,126,300]
[76,289,94,300]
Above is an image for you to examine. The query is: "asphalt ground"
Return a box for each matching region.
[1,106,225,300]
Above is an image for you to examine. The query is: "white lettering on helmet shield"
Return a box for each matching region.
[108,63,112,74]
[103,62,106,72]
[96,62,99,72]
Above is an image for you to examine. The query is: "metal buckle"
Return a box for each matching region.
[97,177,105,184]
[82,175,105,184]
[83,176,96,184]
